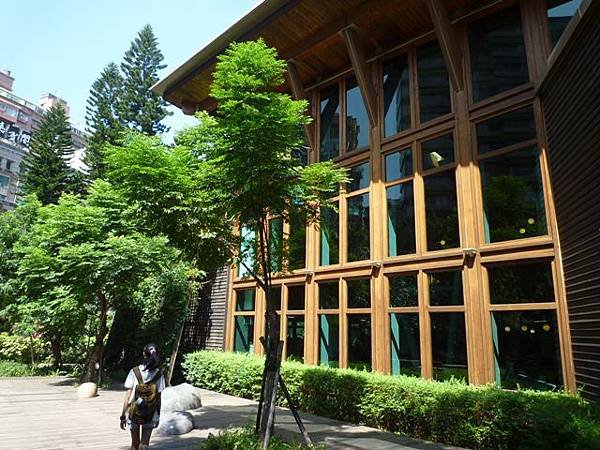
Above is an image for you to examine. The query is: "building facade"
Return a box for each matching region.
[0,69,86,211]
[154,0,598,399]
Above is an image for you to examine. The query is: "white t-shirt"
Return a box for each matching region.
[124,364,166,404]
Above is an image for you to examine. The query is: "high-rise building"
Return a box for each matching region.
[0,69,87,211]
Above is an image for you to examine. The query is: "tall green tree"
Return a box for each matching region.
[84,62,125,179]
[120,24,171,135]
[21,104,76,204]
[183,39,348,441]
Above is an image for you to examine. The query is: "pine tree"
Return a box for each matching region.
[120,24,171,135]
[85,63,125,179]
[21,104,75,205]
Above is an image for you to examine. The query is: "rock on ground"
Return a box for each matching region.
[160,383,203,413]
[77,382,98,398]
[155,411,194,436]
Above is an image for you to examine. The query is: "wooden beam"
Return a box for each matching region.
[340,26,378,129]
[286,59,316,152]
[425,0,465,92]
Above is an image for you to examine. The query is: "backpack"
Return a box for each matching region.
[128,366,162,424]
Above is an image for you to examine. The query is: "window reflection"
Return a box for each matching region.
[424,171,459,251]
[431,312,468,381]
[286,315,305,362]
[348,314,372,370]
[348,161,370,192]
[289,213,306,270]
[347,278,371,308]
[346,77,370,151]
[489,261,554,304]
[476,106,536,154]
[468,5,529,102]
[422,134,454,170]
[387,182,416,256]
[390,313,421,376]
[429,271,463,306]
[320,204,339,266]
[236,289,255,311]
[492,310,562,390]
[383,55,411,137]
[319,282,339,309]
[546,0,582,48]
[417,40,451,123]
[269,218,283,273]
[385,148,412,182]
[320,84,340,161]
[319,315,339,367]
[347,193,370,261]
[388,274,418,307]
[287,285,305,310]
[234,316,254,353]
[480,146,547,243]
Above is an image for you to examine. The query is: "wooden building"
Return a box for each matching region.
[154,0,599,399]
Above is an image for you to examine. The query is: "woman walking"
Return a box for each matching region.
[120,344,165,450]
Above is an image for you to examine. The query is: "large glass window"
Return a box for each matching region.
[348,314,372,370]
[480,146,547,242]
[388,274,418,308]
[429,271,463,306]
[546,0,582,48]
[348,161,370,192]
[320,204,339,266]
[287,285,305,310]
[320,84,340,161]
[424,170,459,251]
[468,5,529,102]
[422,134,455,171]
[387,182,416,256]
[319,315,339,367]
[286,315,305,362]
[346,77,370,152]
[476,106,536,154]
[269,218,284,273]
[492,310,562,389]
[234,316,254,353]
[238,226,255,278]
[390,313,421,376]
[235,289,255,311]
[431,312,468,381]
[489,261,554,304]
[347,193,370,262]
[385,148,412,182]
[318,281,339,309]
[417,40,451,123]
[347,278,371,308]
[289,213,306,270]
[383,54,411,137]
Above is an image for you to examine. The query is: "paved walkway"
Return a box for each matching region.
[0,377,462,450]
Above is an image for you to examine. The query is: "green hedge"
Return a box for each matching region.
[0,361,31,377]
[199,427,323,449]
[183,351,600,450]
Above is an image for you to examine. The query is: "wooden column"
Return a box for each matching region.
[286,60,316,152]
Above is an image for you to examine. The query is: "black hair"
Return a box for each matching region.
[143,343,160,371]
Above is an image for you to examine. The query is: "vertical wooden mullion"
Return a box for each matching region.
[255,287,265,356]
[419,271,432,378]
[414,140,427,256]
[520,0,548,83]
[281,284,289,359]
[340,278,348,368]
[305,276,317,365]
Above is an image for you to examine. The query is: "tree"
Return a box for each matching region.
[182,39,348,442]
[120,24,171,135]
[11,182,192,378]
[84,63,125,179]
[21,104,76,204]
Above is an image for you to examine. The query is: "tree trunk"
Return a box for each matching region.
[50,338,62,369]
[82,291,110,383]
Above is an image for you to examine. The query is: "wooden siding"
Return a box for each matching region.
[539,0,600,401]
[180,266,229,352]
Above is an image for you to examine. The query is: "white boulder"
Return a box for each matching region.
[77,382,98,398]
[160,383,203,413]
[155,411,194,436]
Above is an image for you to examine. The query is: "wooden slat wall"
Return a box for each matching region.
[181,266,229,352]
[540,4,600,401]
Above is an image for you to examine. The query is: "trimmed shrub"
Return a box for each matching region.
[0,361,31,377]
[183,351,600,450]
[199,427,324,449]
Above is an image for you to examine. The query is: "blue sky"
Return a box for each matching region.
[1,0,257,141]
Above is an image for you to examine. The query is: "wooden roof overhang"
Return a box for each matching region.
[153,0,489,114]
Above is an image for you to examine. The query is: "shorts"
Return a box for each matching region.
[128,418,154,430]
